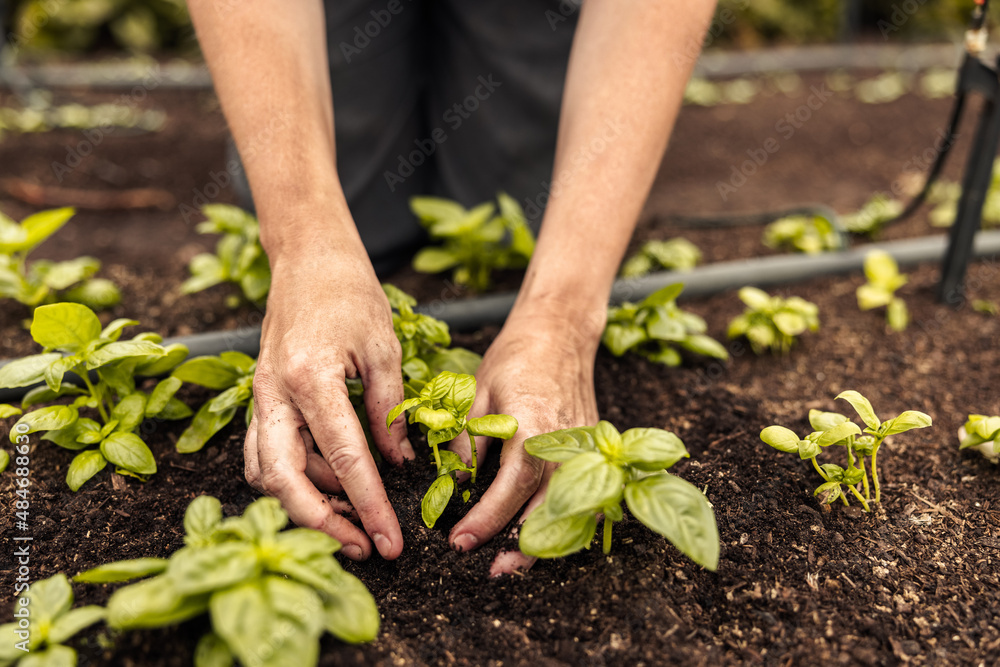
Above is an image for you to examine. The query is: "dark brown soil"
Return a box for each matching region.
[2,72,1000,666]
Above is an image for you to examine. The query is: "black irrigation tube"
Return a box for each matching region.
[3,231,1000,403]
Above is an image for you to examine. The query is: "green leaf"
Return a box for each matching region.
[738,286,772,310]
[0,353,62,388]
[813,481,843,504]
[880,410,932,436]
[66,450,108,491]
[167,543,261,595]
[75,558,168,583]
[436,450,471,476]
[413,406,458,432]
[106,575,210,630]
[172,356,242,390]
[425,371,476,418]
[43,417,102,450]
[101,318,139,342]
[0,403,23,418]
[219,351,256,374]
[413,247,461,274]
[382,283,417,309]
[21,383,85,408]
[679,334,729,360]
[621,428,689,470]
[857,283,892,310]
[887,297,909,331]
[602,323,647,356]
[134,343,189,377]
[426,347,482,376]
[176,402,238,453]
[159,396,194,421]
[30,303,101,351]
[273,528,341,560]
[47,605,105,644]
[40,257,99,291]
[593,421,623,460]
[624,473,719,570]
[100,432,156,475]
[466,414,518,440]
[640,283,685,308]
[321,569,381,644]
[12,405,79,437]
[773,311,807,336]
[645,311,687,342]
[0,450,8,473]
[760,425,800,453]
[19,645,77,667]
[410,196,467,222]
[181,253,225,294]
[146,377,182,417]
[816,421,862,447]
[23,573,73,637]
[842,467,865,486]
[19,207,75,253]
[524,426,599,462]
[519,505,598,558]
[808,409,848,432]
[421,474,455,529]
[111,392,148,432]
[207,384,252,414]
[386,397,423,430]
[546,451,624,518]
[43,354,80,392]
[63,277,121,309]
[798,438,822,459]
[836,390,880,430]
[85,340,166,370]
[194,632,234,667]
[243,496,288,539]
[184,495,223,545]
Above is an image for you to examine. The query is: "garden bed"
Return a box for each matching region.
[2,71,999,665]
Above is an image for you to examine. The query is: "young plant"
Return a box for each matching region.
[763,214,842,254]
[74,495,380,667]
[603,283,728,367]
[857,250,908,332]
[0,303,190,490]
[727,286,819,354]
[760,390,931,510]
[519,421,718,570]
[0,574,104,667]
[840,193,903,237]
[181,204,270,305]
[170,351,256,453]
[387,371,517,528]
[959,414,1000,461]
[620,238,701,278]
[0,206,120,310]
[409,192,535,291]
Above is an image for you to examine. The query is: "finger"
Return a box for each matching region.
[362,355,415,464]
[255,400,374,560]
[297,380,404,560]
[489,463,555,577]
[449,435,544,553]
[244,416,262,491]
[305,451,344,494]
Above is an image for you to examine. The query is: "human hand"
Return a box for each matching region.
[446,305,603,576]
[244,245,414,561]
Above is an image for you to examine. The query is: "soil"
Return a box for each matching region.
[2,72,1000,666]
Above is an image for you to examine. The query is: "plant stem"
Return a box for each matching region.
[860,457,871,501]
[79,371,109,423]
[467,431,478,484]
[871,440,883,504]
[810,457,830,482]
[602,517,614,555]
[847,484,871,512]
[430,442,442,472]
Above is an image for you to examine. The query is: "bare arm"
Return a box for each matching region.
[448,0,718,573]
[187,1,412,561]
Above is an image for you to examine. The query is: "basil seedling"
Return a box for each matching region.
[620,238,701,278]
[603,283,728,366]
[763,214,842,254]
[840,193,903,237]
[0,303,190,490]
[520,421,718,570]
[857,250,909,332]
[0,206,120,310]
[75,495,380,667]
[761,390,931,510]
[170,351,256,453]
[727,286,819,354]
[409,192,535,291]
[182,204,270,305]
[959,414,1000,460]
[0,574,104,666]
[387,371,517,528]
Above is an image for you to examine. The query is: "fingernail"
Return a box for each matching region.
[372,532,392,557]
[400,438,416,461]
[452,533,478,553]
[342,543,365,560]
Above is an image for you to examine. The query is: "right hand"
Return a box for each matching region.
[243,244,414,561]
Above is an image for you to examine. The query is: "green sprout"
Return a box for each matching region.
[603,283,728,366]
[619,238,701,278]
[170,352,256,453]
[75,496,379,667]
[519,421,718,570]
[409,192,535,292]
[761,390,931,510]
[763,214,841,254]
[0,574,104,667]
[972,299,999,316]
[0,303,190,490]
[840,193,903,237]
[182,205,270,305]
[0,207,120,310]
[387,371,517,528]
[727,286,819,354]
[857,250,908,332]
[959,414,1000,460]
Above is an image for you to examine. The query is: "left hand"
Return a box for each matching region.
[446,306,602,576]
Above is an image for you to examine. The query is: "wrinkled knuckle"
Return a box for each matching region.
[323,445,363,482]
[512,457,544,490]
[257,466,287,496]
[368,336,402,370]
[283,351,320,393]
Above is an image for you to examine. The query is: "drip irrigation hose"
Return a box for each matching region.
[5,230,1000,403]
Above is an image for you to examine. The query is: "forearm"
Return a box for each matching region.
[511,0,717,334]
[187,0,362,265]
